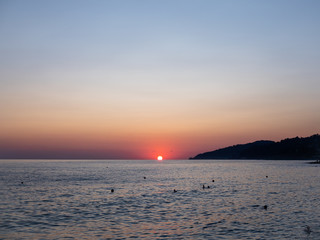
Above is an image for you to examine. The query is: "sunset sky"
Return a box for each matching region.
[1,0,320,159]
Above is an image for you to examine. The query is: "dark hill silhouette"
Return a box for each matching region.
[190,134,320,160]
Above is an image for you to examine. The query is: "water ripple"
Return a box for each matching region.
[0,160,319,239]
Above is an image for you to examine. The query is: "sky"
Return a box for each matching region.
[1,0,320,159]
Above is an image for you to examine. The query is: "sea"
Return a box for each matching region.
[0,160,319,240]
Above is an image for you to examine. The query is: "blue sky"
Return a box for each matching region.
[1,0,320,159]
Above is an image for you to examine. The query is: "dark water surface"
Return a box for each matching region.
[0,160,319,239]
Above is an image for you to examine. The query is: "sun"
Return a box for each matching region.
[157,155,163,161]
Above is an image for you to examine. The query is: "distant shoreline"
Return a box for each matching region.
[190,134,320,160]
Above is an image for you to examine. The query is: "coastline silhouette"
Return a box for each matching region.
[190,134,320,160]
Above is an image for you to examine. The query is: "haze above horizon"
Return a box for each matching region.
[1,0,320,159]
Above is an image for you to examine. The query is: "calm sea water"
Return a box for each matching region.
[0,160,319,239]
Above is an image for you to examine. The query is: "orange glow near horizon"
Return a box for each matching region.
[157,155,163,161]
[1,87,319,160]
[0,126,319,159]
